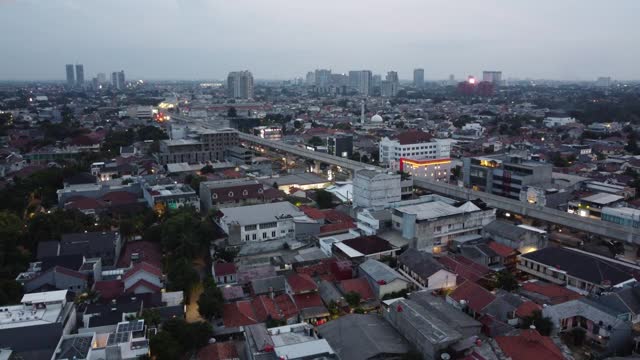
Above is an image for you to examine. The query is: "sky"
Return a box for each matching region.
[0,0,639,81]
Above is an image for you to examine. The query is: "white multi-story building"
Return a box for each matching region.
[379,131,452,181]
[390,196,496,253]
[253,125,282,141]
[353,169,401,209]
[217,201,312,245]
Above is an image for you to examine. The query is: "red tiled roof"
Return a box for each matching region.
[487,241,517,257]
[293,293,324,310]
[196,341,239,360]
[123,262,162,280]
[449,281,496,313]
[117,241,162,268]
[223,301,258,328]
[515,301,542,318]
[214,262,237,277]
[274,294,298,318]
[210,182,264,204]
[495,330,564,360]
[319,221,356,235]
[125,278,162,294]
[222,169,243,179]
[286,273,318,294]
[94,280,124,300]
[100,191,139,206]
[252,295,281,322]
[393,130,432,145]
[340,278,374,301]
[299,205,326,220]
[64,196,104,211]
[438,255,492,283]
[521,281,582,305]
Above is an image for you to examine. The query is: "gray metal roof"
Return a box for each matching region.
[483,220,527,240]
[221,201,305,226]
[317,314,410,360]
[359,259,407,284]
[408,291,482,332]
[398,248,445,279]
[251,276,286,295]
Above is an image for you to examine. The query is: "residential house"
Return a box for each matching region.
[518,247,636,295]
[397,248,457,291]
[244,323,336,360]
[519,280,582,305]
[122,262,163,295]
[213,263,237,285]
[359,259,410,299]
[59,231,122,267]
[332,235,399,264]
[495,329,564,360]
[483,220,547,254]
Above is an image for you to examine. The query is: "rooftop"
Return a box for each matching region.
[270,172,330,186]
[220,201,306,227]
[580,192,624,205]
[394,200,481,220]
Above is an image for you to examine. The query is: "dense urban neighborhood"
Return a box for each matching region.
[1,68,640,360]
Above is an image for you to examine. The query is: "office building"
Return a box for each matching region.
[96,72,107,84]
[305,71,315,86]
[75,64,84,87]
[65,64,75,87]
[390,195,496,253]
[462,153,553,201]
[372,74,382,88]
[227,70,254,99]
[379,130,452,173]
[413,68,424,88]
[155,128,239,165]
[327,134,353,158]
[482,71,502,85]
[0,290,76,359]
[253,125,282,141]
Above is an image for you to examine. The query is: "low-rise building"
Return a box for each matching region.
[352,169,401,209]
[155,128,239,165]
[601,206,640,228]
[359,259,410,299]
[200,178,267,211]
[141,178,200,212]
[332,235,399,264]
[397,248,457,291]
[217,201,309,245]
[568,193,625,219]
[483,220,547,254]
[518,247,636,294]
[391,196,496,253]
[244,323,336,360]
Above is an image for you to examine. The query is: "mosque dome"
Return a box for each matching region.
[370,114,383,123]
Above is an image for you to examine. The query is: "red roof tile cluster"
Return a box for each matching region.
[393,130,432,145]
[123,262,162,280]
[286,274,318,294]
[495,330,564,360]
[521,281,582,305]
[449,281,496,313]
[487,241,518,257]
[438,255,493,283]
[125,278,162,294]
[515,301,543,318]
[196,341,239,360]
[292,293,324,310]
[340,277,374,301]
[94,280,125,300]
[223,301,258,328]
[214,262,237,277]
[298,206,356,235]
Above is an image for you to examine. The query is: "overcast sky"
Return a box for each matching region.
[1,0,639,81]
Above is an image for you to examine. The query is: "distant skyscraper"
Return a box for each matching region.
[97,73,107,84]
[595,77,611,88]
[75,64,84,87]
[381,81,399,97]
[386,71,399,84]
[448,74,456,86]
[111,70,126,90]
[413,68,424,88]
[372,74,382,88]
[65,64,75,87]
[348,70,372,96]
[305,71,315,86]
[227,70,254,99]
[482,71,502,86]
[314,69,332,88]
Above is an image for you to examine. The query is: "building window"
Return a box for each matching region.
[245,235,250,241]
[272,231,276,237]
[212,193,218,199]
[258,188,264,193]
[263,232,267,239]
[252,234,257,240]
[243,190,248,196]
[228,191,234,197]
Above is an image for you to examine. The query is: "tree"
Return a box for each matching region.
[495,271,519,291]
[200,165,215,174]
[344,291,361,308]
[140,308,161,328]
[167,258,199,295]
[308,136,324,147]
[198,281,224,319]
[227,107,237,117]
[149,331,182,360]
[626,131,640,154]
[161,208,212,259]
[521,310,554,336]
[136,126,168,141]
[315,189,333,209]
[293,120,302,129]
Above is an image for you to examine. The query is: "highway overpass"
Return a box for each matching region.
[238,132,376,172]
[413,178,640,245]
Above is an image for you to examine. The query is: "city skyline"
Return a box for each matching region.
[1,0,639,81]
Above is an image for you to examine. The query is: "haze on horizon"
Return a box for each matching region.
[0,0,639,81]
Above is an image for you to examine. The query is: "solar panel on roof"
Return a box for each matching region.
[107,331,131,346]
[116,320,144,333]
